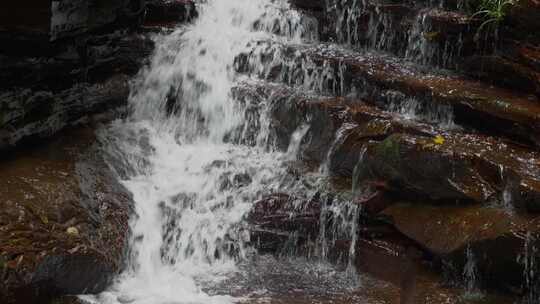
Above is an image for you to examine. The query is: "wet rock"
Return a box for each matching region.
[145,0,197,26]
[292,0,539,86]
[218,172,252,191]
[0,74,130,150]
[0,1,145,56]
[316,46,540,146]
[506,0,540,42]
[247,193,333,258]
[509,43,540,71]
[0,1,162,151]
[298,0,480,68]
[248,193,321,237]
[365,133,495,202]
[0,126,133,304]
[381,202,540,291]
[233,173,252,187]
[49,295,85,304]
[358,132,540,204]
[85,32,155,83]
[246,189,515,302]
[462,55,540,98]
[327,107,436,178]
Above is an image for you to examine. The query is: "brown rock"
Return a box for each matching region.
[0,126,133,304]
[381,202,540,291]
[359,132,540,204]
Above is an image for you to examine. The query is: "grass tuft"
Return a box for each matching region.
[471,0,516,40]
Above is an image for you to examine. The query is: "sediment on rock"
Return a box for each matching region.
[0,127,133,304]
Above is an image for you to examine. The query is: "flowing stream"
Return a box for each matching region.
[81,1,363,303]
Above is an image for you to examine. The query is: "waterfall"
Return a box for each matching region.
[521,232,539,304]
[81,1,322,303]
[462,244,483,300]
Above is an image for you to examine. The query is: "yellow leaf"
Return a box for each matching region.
[66,227,79,237]
[433,135,445,145]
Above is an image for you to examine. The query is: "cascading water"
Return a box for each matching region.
[326,0,466,68]
[80,1,362,303]
[385,93,457,130]
[521,232,539,304]
[462,244,483,300]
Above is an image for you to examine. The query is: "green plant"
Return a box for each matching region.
[471,0,516,39]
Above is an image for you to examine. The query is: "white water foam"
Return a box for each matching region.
[81,1,321,303]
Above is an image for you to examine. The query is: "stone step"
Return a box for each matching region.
[235,80,540,297]
[0,1,145,57]
[289,0,540,95]
[461,42,540,97]
[235,42,540,146]
[380,202,540,293]
[290,0,470,12]
[0,126,133,304]
[245,187,530,300]
[291,0,479,68]
[232,81,540,206]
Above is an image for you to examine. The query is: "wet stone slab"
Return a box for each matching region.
[0,126,133,304]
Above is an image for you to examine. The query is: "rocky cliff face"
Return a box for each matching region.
[0,0,196,151]
[0,1,195,303]
[0,1,144,150]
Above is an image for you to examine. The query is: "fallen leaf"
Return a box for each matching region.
[433,135,445,145]
[66,227,79,237]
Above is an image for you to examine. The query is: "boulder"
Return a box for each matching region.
[231,82,540,208]
[236,42,540,146]
[245,190,516,303]
[145,0,197,26]
[0,1,155,151]
[358,132,540,205]
[0,126,133,304]
[381,202,540,291]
